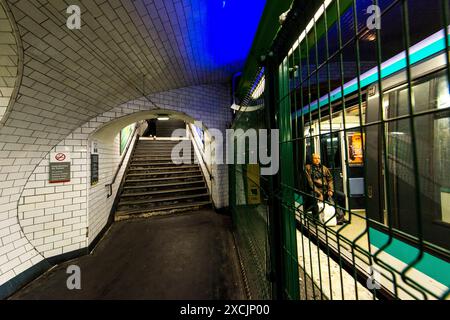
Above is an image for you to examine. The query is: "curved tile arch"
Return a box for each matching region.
[0,0,22,124]
[15,84,230,264]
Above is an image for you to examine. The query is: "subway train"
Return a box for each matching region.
[292,27,450,299]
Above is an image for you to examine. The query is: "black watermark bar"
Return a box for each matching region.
[1,300,448,319]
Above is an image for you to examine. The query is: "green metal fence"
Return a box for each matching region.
[232,0,450,300]
[230,70,273,299]
[274,0,450,300]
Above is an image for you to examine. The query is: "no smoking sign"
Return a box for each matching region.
[55,153,66,162]
[50,152,71,163]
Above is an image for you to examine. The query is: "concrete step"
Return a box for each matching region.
[137,142,179,145]
[128,165,199,172]
[137,143,180,147]
[137,141,181,143]
[115,201,212,221]
[135,151,180,154]
[134,150,193,155]
[129,162,197,168]
[125,169,200,178]
[136,142,183,146]
[121,186,207,197]
[135,147,182,151]
[131,160,194,165]
[138,140,181,143]
[124,174,204,184]
[132,155,195,161]
[123,179,205,190]
[132,157,195,163]
[132,156,175,161]
[118,193,210,207]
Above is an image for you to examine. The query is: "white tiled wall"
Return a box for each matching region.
[17,133,89,259]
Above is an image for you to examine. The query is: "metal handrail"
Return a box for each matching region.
[187,124,213,181]
[105,124,139,198]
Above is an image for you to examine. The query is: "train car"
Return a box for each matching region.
[293,26,450,299]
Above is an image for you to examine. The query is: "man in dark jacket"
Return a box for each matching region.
[147,119,157,139]
[305,153,347,225]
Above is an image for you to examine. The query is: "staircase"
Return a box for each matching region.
[114,138,212,221]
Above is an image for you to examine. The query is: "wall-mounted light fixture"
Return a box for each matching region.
[157,115,170,121]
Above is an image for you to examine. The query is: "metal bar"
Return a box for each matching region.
[105,124,139,198]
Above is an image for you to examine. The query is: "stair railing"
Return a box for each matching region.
[106,123,140,198]
[187,124,213,181]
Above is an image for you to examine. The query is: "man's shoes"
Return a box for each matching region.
[337,218,349,225]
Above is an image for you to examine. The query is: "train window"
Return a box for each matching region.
[434,75,450,225]
[319,132,343,195]
[316,105,366,131]
[345,104,366,128]
[435,112,450,225]
[436,75,450,110]
[305,140,312,165]
[386,78,433,119]
[320,133,340,167]
[385,72,450,242]
[413,81,433,113]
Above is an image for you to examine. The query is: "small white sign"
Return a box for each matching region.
[50,152,71,163]
[91,140,99,154]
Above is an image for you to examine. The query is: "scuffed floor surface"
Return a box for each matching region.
[10,210,246,300]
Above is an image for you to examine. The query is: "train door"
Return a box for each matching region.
[308,111,367,213]
[319,128,346,209]
[318,108,366,212]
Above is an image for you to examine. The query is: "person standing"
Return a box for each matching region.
[305,153,348,225]
[147,118,157,139]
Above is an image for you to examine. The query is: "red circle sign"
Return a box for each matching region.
[55,153,66,161]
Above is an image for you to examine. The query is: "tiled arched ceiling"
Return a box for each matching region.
[1,0,266,128]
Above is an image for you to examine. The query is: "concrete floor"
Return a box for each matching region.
[10,210,246,300]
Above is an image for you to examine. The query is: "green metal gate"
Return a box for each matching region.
[229,70,274,299]
[232,0,450,300]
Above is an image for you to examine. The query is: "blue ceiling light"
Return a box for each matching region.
[187,0,267,73]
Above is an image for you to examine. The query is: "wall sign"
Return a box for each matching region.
[91,154,99,186]
[91,140,99,154]
[49,152,71,183]
[246,164,261,205]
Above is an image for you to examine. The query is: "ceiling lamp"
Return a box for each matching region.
[157,115,170,121]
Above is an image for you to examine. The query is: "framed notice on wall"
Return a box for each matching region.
[91,154,99,186]
[49,152,71,183]
[347,132,364,166]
